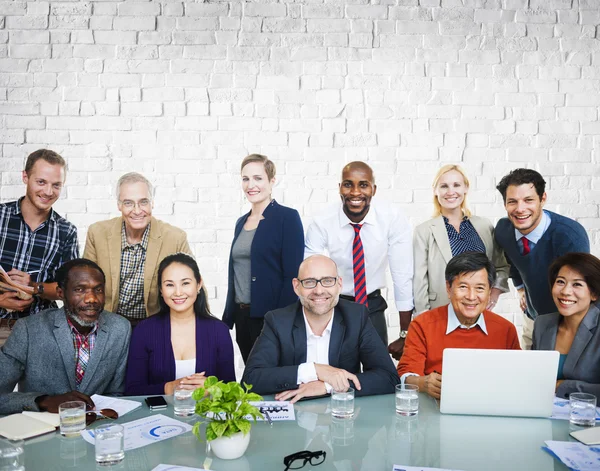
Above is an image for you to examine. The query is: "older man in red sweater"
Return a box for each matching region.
[398,252,520,399]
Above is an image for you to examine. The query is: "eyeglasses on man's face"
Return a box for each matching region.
[119,199,151,210]
[283,450,326,470]
[297,277,338,289]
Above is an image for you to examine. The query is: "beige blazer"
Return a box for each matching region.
[413,215,509,315]
[83,216,192,317]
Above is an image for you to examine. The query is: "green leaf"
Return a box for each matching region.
[205,376,219,388]
[235,419,251,435]
[209,421,228,439]
[245,392,263,402]
[205,426,217,442]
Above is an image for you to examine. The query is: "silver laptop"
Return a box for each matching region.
[440,348,559,418]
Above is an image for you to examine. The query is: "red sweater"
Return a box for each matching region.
[397,305,521,377]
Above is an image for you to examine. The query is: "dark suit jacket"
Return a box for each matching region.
[0,308,131,414]
[241,299,400,396]
[223,200,304,327]
[124,313,236,395]
[532,302,600,398]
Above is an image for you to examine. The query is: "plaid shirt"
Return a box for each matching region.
[0,198,79,319]
[67,316,98,387]
[116,222,149,320]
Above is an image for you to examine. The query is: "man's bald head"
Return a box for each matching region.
[341,161,375,185]
[298,255,338,279]
[293,255,342,318]
[339,161,377,223]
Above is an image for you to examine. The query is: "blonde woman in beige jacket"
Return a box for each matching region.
[413,165,509,315]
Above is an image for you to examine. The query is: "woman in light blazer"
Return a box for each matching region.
[223,154,304,363]
[413,165,509,314]
[532,252,600,398]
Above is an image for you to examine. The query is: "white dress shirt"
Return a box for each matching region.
[297,308,334,393]
[305,201,414,311]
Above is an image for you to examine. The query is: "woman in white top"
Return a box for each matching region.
[413,164,509,315]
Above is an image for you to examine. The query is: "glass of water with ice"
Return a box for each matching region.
[331,388,355,418]
[95,424,125,466]
[174,386,196,417]
[59,401,86,437]
[569,392,596,427]
[395,384,419,416]
[0,439,24,471]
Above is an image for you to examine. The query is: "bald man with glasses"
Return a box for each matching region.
[242,255,399,402]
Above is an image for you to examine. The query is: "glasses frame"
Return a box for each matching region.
[85,408,119,427]
[297,277,338,289]
[118,199,151,210]
[283,450,326,471]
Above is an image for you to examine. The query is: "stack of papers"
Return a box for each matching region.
[91,394,142,416]
[544,440,600,471]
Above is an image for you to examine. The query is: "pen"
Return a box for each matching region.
[264,410,273,426]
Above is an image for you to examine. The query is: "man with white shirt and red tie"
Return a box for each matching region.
[305,161,414,359]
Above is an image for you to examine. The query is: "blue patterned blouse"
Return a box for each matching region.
[443,216,486,257]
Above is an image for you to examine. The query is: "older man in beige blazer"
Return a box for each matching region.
[83,173,191,325]
[413,215,509,315]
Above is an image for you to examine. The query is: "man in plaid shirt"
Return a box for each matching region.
[0,149,79,346]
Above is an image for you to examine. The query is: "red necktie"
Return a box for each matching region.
[352,224,368,306]
[522,237,531,255]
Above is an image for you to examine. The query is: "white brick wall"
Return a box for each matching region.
[1,0,599,369]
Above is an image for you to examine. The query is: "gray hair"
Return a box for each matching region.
[116,172,154,200]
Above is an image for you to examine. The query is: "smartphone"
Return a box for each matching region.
[145,396,168,410]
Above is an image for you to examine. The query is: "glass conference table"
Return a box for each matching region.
[19,393,571,471]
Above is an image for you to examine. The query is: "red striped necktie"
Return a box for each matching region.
[522,237,531,255]
[351,224,368,306]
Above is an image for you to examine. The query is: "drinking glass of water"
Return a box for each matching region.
[395,384,419,416]
[173,386,196,417]
[95,424,125,466]
[569,392,596,427]
[59,401,86,437]
[0,439,24,471]
[331,388,354,418]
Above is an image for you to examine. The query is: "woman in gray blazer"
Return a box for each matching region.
[413,165,509,314]
[532,252,600,398]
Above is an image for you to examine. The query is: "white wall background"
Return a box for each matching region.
[1,0,599,369]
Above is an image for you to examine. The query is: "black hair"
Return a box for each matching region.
[55,258,105,290]
[157,253,214,320]
[445,252,496,288]
[548,252,600,300]
[496,168,546,203]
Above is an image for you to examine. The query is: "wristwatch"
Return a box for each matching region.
[35,283,44,296]
[399,330,408,339]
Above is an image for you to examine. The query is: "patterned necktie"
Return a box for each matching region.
[351,224,368,306]
[521,237,531,256]
[76,337,90,386]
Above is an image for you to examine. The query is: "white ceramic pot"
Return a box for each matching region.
[209,431,251,460]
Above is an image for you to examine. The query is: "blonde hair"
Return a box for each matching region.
[432,164,472,218]
[241,154,276,180]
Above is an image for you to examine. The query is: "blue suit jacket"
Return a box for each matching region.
[241,299,400,396]
[0,308,131,414]
[532,302,600,398]
[223,200,304,328]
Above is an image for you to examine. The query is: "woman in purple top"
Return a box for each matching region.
[125,253,235,395]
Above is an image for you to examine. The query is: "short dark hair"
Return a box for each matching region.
[496,168,546,203]
[445,252,496,288]
[24,149,67,175]
[548,252,600,300]
[55,258,106,291]
[157,253,214,320]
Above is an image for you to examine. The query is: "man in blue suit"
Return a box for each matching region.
[242,255,399,402]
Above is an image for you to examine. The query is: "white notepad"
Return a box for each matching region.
[0,414,57,440]
[570,426,600,446]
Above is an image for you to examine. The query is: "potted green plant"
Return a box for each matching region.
[192,376,263,460]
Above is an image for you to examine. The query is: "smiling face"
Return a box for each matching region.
[446,268,491,325]
[293,256,341,319]
[118,181,153,233]
[339,165,377,223]
[504,183,546,236]
[434,169,467,214]
[160,262,202,316]
[552,265,597,320]
[22,160,65,213]
[58,266,106,329]
[241,161,274,206]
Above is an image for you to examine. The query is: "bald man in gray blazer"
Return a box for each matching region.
[532,302,600,398]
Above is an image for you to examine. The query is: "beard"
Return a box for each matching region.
[65,306,99,328]
[299,293,339,317]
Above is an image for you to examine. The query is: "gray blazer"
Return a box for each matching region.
[413,215,510,314]
[0,308,131,414]
[532,302,600,398]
